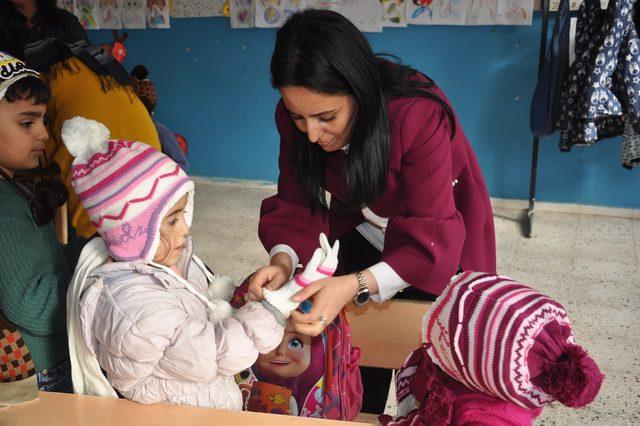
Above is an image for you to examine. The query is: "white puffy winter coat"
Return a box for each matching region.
[78,239,283,409]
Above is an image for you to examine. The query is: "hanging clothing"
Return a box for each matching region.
[556,0,626,150]
[530,0,571,137]
[556,0,640,170]
[622,116,640,168]
[613,10,640,134]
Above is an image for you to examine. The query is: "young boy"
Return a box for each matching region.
[0,51,73,392]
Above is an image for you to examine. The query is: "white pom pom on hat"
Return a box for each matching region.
[61,116,111,163]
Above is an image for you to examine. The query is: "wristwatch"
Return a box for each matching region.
[353,271,370,306]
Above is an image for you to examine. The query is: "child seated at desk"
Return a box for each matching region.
[63,117,284,409]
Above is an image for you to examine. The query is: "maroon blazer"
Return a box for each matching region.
[259,82,496,296]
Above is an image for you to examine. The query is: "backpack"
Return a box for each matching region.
[0,311,38,408]
[231,280,362,420]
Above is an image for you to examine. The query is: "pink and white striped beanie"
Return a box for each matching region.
[422,271,604,409]
[61,116,194,262]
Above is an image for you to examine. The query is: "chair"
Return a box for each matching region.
[347,299,432,423]
[346,299,432,370]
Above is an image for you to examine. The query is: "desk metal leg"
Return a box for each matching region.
[526,136,540,238]
[527,0,550,238]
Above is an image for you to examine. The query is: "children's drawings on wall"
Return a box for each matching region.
[230,0,255,28]
[407,0,466,26]
[465,0,497,25]
[146,0,170,28]
[381,0,406,28]
[255,0,306,28]
[309,0,383,32]
[338,0,383,32]
[172,0,227,18]
[98,0,122,29]
[122,0,146,28]
[496,0,534,25]
[307,0,335,9]
[72,0,539,30]
[75,0,100,29]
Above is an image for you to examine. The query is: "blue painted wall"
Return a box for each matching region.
[92,14,639,208]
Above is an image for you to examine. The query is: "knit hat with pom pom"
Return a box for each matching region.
[61,116,193,262]
[422,271,604,410]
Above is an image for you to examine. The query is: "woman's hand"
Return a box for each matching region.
[247,265,289,301]
[289,274,359,336]
[247,252,293,301]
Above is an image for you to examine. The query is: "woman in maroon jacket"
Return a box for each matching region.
[248,9,496,413]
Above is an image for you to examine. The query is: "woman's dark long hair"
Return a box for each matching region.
[271,9,455,212]
[0,0,69,59]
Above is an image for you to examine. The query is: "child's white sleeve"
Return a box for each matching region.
[213,308,283,376]
[233,301,285,354]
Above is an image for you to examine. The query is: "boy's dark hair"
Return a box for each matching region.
[3,76,51,105]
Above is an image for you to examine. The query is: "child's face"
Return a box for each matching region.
[256,331,312,379]
[0,98,48,176]
[153,193,189,267]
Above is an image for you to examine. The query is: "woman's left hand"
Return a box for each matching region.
[289,274,358,336]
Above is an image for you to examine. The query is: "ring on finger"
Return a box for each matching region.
[319,315,327,327]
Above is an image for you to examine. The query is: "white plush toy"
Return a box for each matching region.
[262,233,339,325]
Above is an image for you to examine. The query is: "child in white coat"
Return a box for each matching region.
[64,116,285,409]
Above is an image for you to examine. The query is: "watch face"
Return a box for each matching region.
[355,291,370,305]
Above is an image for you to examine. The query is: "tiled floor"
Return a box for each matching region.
[190,178,640,425]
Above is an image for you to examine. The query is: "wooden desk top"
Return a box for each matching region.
[0,393,375,426]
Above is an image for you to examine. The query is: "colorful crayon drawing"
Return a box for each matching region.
[146,0,170,28]
[98,0,122,29]
[381,0,406,27]
[255,0,304,28]
[75,0,99,29]
[465,0,497,25]
[122,0,146,28]
[230,0,255,28]
[407,0,466,25]
[496,0,534,25]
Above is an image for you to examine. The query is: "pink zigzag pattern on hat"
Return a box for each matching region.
[90,164,181,229]
[72,140,134,179]
[511,305,568,407]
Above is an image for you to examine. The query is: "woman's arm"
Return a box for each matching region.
[249,101,330,299]
[288,270,379,336]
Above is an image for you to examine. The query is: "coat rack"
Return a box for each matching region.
[525,0,552,238]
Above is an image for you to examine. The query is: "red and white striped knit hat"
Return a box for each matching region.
[61,116,194,262]
[422,272,604,409]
